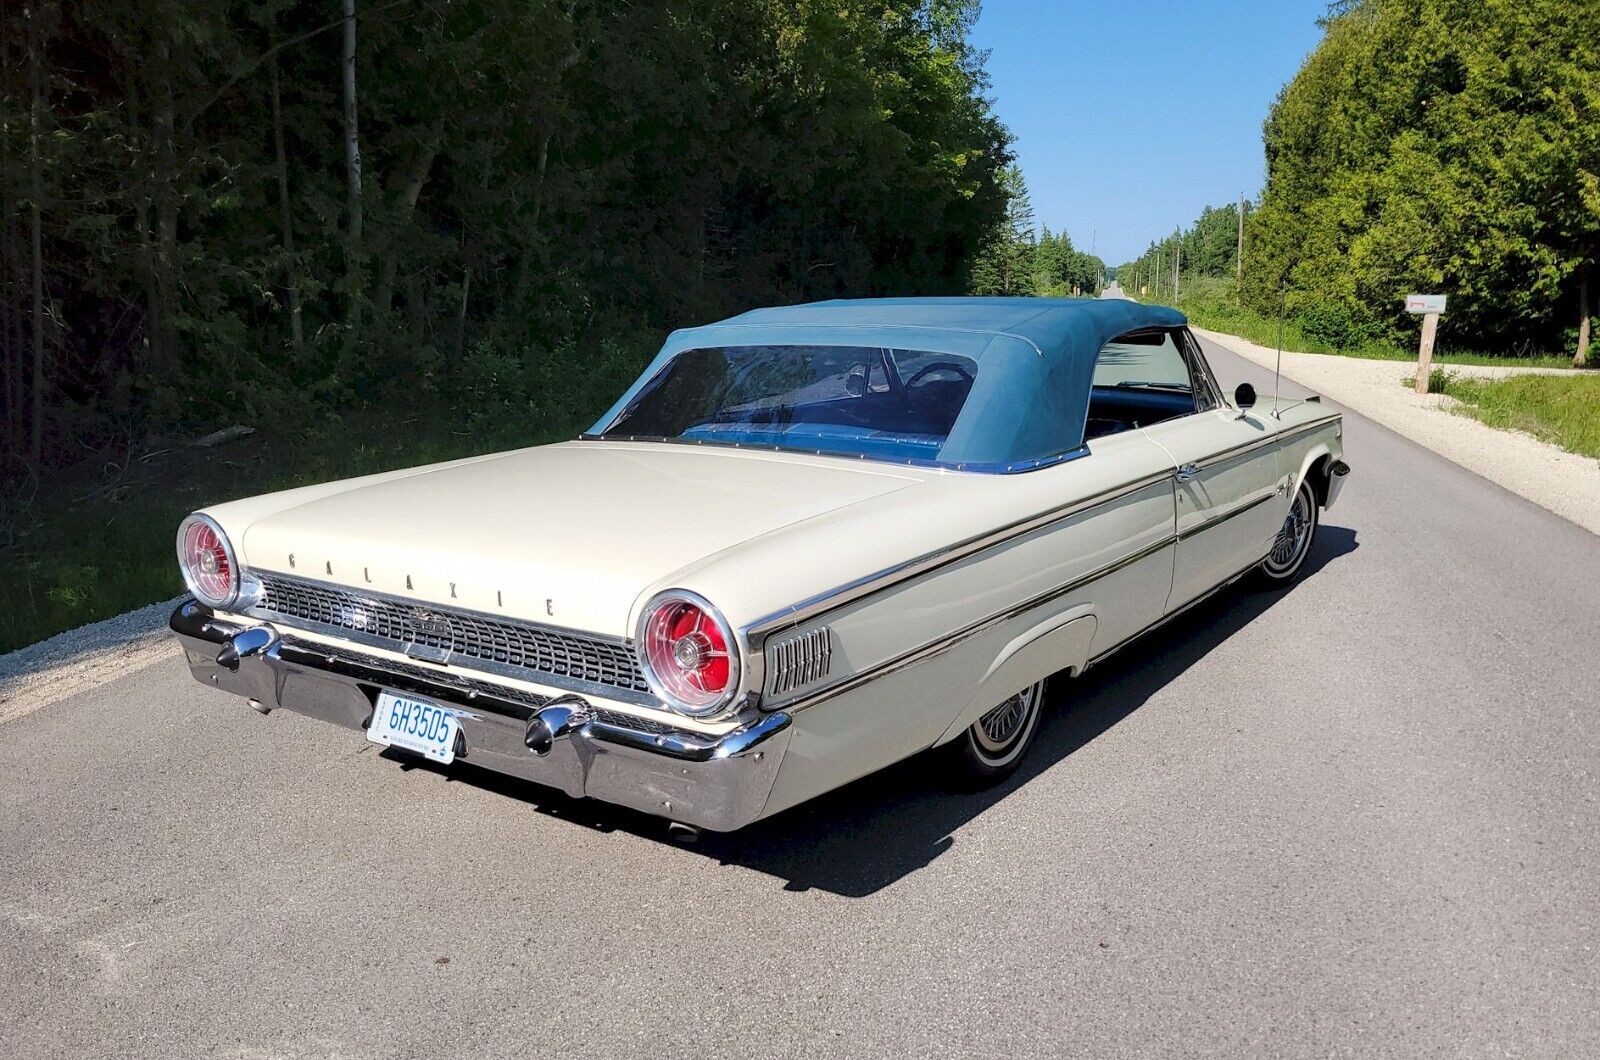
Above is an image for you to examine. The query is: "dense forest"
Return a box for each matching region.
[1122,0,1600,364]
[0,0,1013,477]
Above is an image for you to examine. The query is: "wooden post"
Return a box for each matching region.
[1413,311,1440,394]
[1574,265,1591,368]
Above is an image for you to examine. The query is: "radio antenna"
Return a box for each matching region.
[1272,281,1287,419]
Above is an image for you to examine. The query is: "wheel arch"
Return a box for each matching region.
[1297,446,1337,508]
[932,608,1097,747]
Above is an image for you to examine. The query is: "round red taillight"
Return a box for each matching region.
[177,514,238,607]
[639,591,739,716]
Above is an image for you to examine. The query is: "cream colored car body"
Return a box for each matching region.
[192,356,1344,823]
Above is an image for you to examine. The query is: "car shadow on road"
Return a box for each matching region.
[424,525,1359,897]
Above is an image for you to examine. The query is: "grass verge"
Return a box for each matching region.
[1435,373,1600,461]
[0,336,654,655]
[1144,277,1580,369]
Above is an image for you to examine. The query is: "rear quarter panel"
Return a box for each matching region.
[749,431,1179,816]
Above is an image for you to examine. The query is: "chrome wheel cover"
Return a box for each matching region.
[1265,487,1314,575]
[971,681,1043,765]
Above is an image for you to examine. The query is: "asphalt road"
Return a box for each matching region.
[4,339,1598,1059]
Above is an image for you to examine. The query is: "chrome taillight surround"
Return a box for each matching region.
[635,589,743,719]
[176,513,263,611]
[176,513,241,609]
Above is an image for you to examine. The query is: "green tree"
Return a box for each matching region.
[0,0,1013,473]
[1244,0,1600,359]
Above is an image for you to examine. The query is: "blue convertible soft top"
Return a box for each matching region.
[590,297,1188,471]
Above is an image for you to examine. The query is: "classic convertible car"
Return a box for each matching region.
[171,297,1348,831]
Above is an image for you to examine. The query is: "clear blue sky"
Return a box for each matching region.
[970,1,1330,265]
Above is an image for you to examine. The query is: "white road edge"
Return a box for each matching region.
[1190,326,1600,537]
[0,597,183,726]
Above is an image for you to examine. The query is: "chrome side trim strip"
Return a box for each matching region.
[747,469,1177,640]
[1194,415,1341,471]
[1086,552,1270,668]
[582,434,1092,475]
[776,534,1177,714]
[1176,491,1278,543]
[744,418,1338,643]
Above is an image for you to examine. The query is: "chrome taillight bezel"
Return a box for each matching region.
[635,589,742,718]
[176,513,241,609]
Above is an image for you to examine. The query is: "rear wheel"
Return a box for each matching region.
[1257,480,1319,584]
[949,679,1046,786]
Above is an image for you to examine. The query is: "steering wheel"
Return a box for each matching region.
[903,361,975,390]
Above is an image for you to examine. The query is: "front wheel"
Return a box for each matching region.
[948,679,1046,787]
[1257,480,1319,585]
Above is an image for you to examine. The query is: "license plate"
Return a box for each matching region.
[368,691,460,764]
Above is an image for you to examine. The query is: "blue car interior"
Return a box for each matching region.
[1084,385,1196,439]
[680,376,970,462]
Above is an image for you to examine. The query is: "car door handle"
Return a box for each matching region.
[1176,462,1199,482]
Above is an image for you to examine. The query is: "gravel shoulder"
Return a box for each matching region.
[1192,326,1600,536]
[0,597,182,727]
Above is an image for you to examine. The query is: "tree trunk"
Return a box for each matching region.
[454,264,471,364]
[341,0,364,355]
[2,200,13,458]
[125,77,162,403]
[1575,266,1591,368]
[1,37,14,457]
[28,2,46,466]
[372,127,441,318]
[150,41,179,378]
[270,55,304,353]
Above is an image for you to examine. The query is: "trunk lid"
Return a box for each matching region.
[237,440,923,636]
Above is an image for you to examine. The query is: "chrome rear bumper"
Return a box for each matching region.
[170,601,791,831]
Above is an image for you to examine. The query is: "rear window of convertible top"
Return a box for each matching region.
[594,344,981,465]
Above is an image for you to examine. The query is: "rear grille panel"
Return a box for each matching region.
[247,571,651,700]
[280,636,681,736]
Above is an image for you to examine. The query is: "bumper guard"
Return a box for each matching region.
[170,601,791,831]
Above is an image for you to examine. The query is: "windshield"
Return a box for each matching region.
[591,344,980,465]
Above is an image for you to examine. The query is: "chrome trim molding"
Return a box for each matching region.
[1085,552,1270,668]
[1194,415,1341,471]
[634,588,744,719]
[242,570,655,708]
[1176,491,1279,542]
[580,434,1091,476]
[747,468,1176,641]
[171,601,790,831]
[176,513,243,610]
[744,418,1340,644]
[768,627,833,696]
[778,533,1176,715]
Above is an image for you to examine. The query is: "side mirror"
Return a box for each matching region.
[844,364,869,398]
[1234,382,1257,410]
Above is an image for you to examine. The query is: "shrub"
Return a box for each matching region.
[1294,300,1382,351]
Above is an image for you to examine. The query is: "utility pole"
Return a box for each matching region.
[1237,193,1245,284]
[1173,234,1181,302]
[1155,246,1162,299]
